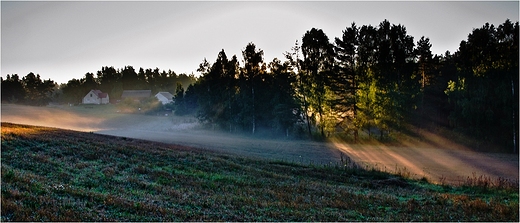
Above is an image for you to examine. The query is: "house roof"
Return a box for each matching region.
[98,92,108,98]
[156,92,173,100]
[121,90,152,99]
[90,89,108,98]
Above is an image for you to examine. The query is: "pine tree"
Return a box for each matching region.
[301,28,335,137]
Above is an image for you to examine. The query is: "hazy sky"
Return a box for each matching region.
[2,1,518,84]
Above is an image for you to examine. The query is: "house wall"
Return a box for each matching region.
[83,91,100,104]
[83,90,110,104]
[100,95,109,104]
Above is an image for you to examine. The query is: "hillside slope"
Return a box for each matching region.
[1,123,518,221]
[3,104,518,185]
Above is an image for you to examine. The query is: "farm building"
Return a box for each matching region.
[121,90,151,101]
[155,92,174,105]
[82,89,109,104]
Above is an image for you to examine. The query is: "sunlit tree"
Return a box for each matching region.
[301,28,335,137]
[334,22,360,140]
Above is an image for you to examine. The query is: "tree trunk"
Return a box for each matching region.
[353,70,359,143]
[512,78,517,153]
[252,86,256,135]
[319,109,325,138]
[305,109,312,137]
[302,93,312,137]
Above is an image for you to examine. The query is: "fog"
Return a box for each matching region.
[332,140,518,184]
[1,104,106,132]
[2,104,518,185]
[0,104,341,165]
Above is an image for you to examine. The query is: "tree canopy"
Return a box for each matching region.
[2,19,518,152]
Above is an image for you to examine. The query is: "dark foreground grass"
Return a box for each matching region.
[1,122,518,221]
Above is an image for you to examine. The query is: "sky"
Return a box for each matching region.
[2,1,519,85]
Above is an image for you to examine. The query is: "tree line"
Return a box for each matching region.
[2,19,518,152]
[178,19,518,152]
[1,66,197,105]
[1,72,56,106]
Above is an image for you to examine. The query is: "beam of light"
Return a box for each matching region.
[3,103,517,186]
[1,104,107,132]
[331,136,519,185]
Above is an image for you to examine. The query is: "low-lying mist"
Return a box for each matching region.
[1,104,106,132]
[1,104,342,164]
[2,103,518,185]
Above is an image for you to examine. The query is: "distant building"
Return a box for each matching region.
[83,89,109,104]
[121,90,151,101]
[155,92,174,105]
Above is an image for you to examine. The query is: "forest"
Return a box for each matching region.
[2,19,518,152]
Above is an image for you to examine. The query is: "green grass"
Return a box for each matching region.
[1,122,518,221]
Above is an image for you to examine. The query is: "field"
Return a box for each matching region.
[1,122,518,221]
[1,103,518,185]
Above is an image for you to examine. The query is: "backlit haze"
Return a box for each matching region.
[2,1,519,84]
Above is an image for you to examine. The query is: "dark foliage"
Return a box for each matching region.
[2,19,518,151]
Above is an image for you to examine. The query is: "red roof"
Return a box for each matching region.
[91,89,108,98]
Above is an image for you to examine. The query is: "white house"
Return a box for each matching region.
[155,92,174,105]
[83,89,109,104]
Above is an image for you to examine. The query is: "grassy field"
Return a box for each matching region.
[1,122,518,221]
[4,103,518,185]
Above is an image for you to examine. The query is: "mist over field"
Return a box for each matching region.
[2,19,518,187]
[2,103,518,185]
[1,104,340,163]
[2,4,519,220]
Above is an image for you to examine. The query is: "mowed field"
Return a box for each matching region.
[1,103,518,185]
[1,122,518,221]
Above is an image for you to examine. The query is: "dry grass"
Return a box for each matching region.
[1,122,518,221]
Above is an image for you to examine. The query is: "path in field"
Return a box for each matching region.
[2,104,518,185]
